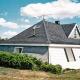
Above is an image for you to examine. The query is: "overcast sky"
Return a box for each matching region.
[0,0,80,38]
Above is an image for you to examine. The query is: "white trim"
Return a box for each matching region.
[68,24,80,38]
[49,44,80,48]
[0,43,80,48]
[14,47,23,48]
[0,43,49,46]
[14,47,23,53]
[68,24,77,38]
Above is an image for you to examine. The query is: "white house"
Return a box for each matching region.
[0,20,80,69]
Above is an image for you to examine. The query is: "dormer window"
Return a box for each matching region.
[73,26,80,39]
[68,24,80,39]
[74,26,78,38]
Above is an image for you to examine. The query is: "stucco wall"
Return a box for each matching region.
[0,45,48,62]
[73,48,80,61]
[49,47,67,65]
[49,47,80,69]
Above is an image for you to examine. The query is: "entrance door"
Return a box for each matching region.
[14,47,23,53]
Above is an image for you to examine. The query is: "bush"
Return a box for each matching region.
[0,51,34,69]
[40,63,62,74]
[54,65,62,74]
[0,51,62,74]
[32,57,42,67]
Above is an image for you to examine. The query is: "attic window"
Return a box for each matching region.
[33,26,36,36]
[33,25,40,36]
[69,25,80,39]
[74,27,77,38]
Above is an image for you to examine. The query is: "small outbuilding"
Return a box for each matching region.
[0,20,80,69]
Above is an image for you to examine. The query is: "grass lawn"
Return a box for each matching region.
[0,67,80,80]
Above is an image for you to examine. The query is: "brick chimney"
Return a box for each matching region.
[55,21,60,25]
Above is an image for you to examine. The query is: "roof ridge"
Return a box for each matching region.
[42,20,51,43]
[61,23,76,25]
[61,23,76,37]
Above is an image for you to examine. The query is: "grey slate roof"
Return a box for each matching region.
[1,20,80,45]
[4,21,49,44]
[61,23,75,37]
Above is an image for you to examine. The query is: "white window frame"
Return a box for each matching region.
[14,47,23,53]
[68,24,80,39]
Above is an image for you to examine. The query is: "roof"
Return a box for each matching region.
[61,23,75,37]
[3,21,49,44]
[0,20,80,45]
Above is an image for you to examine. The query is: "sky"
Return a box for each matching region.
[0,0,80,38]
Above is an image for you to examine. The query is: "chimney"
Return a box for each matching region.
[55,21,60,25]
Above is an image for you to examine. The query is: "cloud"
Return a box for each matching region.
[24,19,30,23]
[1,31,18,39]
[0,18,6,24]
[0,18,19,29]
[20,18,30,23]
[20,24,31,29]
[21,0,80,19]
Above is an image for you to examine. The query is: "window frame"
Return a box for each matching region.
[14,47,23,53]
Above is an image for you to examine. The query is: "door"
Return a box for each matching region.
[14,47,23,53]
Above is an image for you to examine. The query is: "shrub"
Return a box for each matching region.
[20,60,34,69]
[0,51,62,74]
[0,51,34,69]
[40,63,59,74]
[54,65,62,74]
[32,57,42,66]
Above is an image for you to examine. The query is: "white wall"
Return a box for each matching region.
[73,48,80,61]
[49,48,67,64]
[49,47,80,69]
[65,48,75,61]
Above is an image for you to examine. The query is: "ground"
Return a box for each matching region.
[0,67,80,80]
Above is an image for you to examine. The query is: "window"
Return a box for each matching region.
[14,47,23,53]
[64,48,76,62]
[69,26,80,39]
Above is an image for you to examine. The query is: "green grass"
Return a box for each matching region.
[0,67,80,80]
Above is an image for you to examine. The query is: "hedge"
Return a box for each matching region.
[40,62,62,74]
[0,51,62,74]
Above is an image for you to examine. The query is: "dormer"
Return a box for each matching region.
[62,23,80,39]
[68,24,80,39]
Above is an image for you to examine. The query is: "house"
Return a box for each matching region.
[0,19,80,69]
